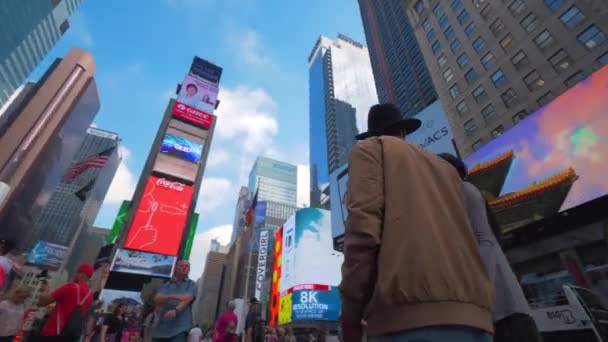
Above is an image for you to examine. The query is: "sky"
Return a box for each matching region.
[27,0,368,278]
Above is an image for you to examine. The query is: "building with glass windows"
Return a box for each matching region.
[358,0,438,117]
[308,34,378,207]
[0,0,83,107]
[404,0,608,157]
[248,156,297,207]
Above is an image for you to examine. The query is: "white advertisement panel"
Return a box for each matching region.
[254,229,270,300]
[407,100,457,155]
[280,215,296,293]
[177,74,218,113]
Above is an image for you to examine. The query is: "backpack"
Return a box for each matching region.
[57,284,91,339]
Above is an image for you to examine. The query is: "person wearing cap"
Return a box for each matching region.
[35,263,94,339]
[244,297,259,342]
[340,103,495,342]
[150,260,196,342]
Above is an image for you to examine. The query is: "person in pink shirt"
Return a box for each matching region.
[214,300,238,342]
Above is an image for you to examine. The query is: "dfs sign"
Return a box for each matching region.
[407,101,457,156]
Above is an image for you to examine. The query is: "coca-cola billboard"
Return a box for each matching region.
[172,101,214,129]
[124,176,194,256]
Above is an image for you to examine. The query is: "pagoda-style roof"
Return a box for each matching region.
[466,150,514,197]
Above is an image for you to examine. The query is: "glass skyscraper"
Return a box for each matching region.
[0,0,82,107]
[358,0,437,118]
[308,34,378,207]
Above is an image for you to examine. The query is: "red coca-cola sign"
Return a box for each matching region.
[172,101,214,129]
[155,177,186,192]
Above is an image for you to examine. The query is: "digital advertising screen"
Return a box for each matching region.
[160,133,203,164]
[290,285,341,322]
[329,165,349,239]
[124,176,194,256]
[172,101,215,129]
[189,56,223,85]
[111,248,176,278]
[465,65,608,212]
[407,100,457,155]
[177,74,218,113]
[27,241,68,269]
[255,201,267,228]
[269,227,283,327]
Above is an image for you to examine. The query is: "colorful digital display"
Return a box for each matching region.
[27,241,68,269]
[124,176,194,256]
[177,74,218,113]
[111,248,176,278]
[464,65,608,212]
[269,227,283,327]
[160,134,203,164]
[172,101,215,129]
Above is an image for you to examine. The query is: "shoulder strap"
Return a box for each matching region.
[79,288,91,305]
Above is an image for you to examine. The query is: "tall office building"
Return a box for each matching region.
[230,186,250,245]
[308,34,378,207]
[358,0,438,117]
[404,0,608,157]
[0,0,83,106]
[0,48,100,251]
[194,248,227,326]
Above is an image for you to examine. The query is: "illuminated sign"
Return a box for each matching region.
[255,229,270,300]
[269,227,283,327]
[124,176,193,256]
[160,134,203,164]
[172,101,214,129]
[405,100,456,155]
[177,74,218,113]
[27,241,68,269]
[189,56,223,85]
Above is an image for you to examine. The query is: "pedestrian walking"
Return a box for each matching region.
[340,103,495,342]
[0,287,28,342]
[100,302,128,342]
[439,153,542,342]
[244,298,259,342]
[264,328,278,342]
[150,260,196,342]
[214,300,238,342]
[284,327,296,342]
[276,328,286,342]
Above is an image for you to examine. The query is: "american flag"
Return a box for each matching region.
[64,147,114,182]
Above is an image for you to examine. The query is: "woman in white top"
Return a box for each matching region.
[439,153,542,342]
[0,287,29,342]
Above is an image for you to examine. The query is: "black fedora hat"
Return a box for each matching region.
[356,103,421,140]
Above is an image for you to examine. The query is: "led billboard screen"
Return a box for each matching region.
[124,176,194,256]
[407,100,457,155]
[172,101,215,129]
[464,65,608,212]
[177,74,218,113]
[160,134,203,164]
[269,227,283,327]
[111,248,176,278]
[190,56,222,85]
[27,241,68,269]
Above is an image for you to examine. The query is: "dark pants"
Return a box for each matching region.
[368,326,492,342]
[152,331,188,342]
[0,336,14,342]
[495,313,543,342]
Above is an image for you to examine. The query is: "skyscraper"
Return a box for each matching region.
[358,0,438,117]
[0,0,83,106]
[194,248,227,326]
[403,0,608,157]
[230,186,250,245]
[308,34,378,207]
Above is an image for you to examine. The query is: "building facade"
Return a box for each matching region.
[358,0,438,117]
[195,249,227,326]
[308,35,378,207]
[0,0,83,106]
[230,186,250,245]
[404,0,608,157]
[248,156,297,207]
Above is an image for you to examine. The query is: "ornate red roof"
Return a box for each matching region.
[467,150,514,177]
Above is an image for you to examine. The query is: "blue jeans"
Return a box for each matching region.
[368,326,492,342]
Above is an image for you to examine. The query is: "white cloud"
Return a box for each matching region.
[206,148,231,167]
[195,177,232,214]
[297,165,310,207]
[103,145,137,205]
[227,28,272,66]
[188,224,233,279]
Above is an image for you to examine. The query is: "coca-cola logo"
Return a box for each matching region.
[156,178,185,192]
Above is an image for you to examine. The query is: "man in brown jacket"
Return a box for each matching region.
[340,103,495,341]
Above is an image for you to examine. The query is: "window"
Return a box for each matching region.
[480,52,495,70]
[560,6,585,30]
[434,3,443,16]
[511,50,529,69]
[464,119,478,136]
[472,0,486,9]
[465,68,479,84]
[548,49,571,71]
[472,37,486,53]
[450,0,462,11]
[481,104,497,121]
[537,91,555,107]
[480,3,492,20]
[491,125,505,137]
[432,41,442,54]
[598,52,608,65]
[524,70,545,91]
[457,10,469,25]
[464,23,476,37]
[578,25,607,49]
[437,53,448,67]
[472,85,488,103]
[544,0,563,11]
[521,13,539,33]
[491,69,507,88]
[456,100,468,116]
[450,39,462,53]
[472,139,484,151]
[444,26,455,40]
[501,88,519,108]
[489,18,505,36]
[449,84,461,98]
[427,29,437,41]
[508,0,527,16]
[415,0,425,14]
[512,110,528,124]
[439,14,449,28]
[59,20,70,34]
[423,18,431,31]
[500,34,514,51]
[443,68,455,83]
[534,30,555,50]
[457,53,470,68]
[565,71,586,87]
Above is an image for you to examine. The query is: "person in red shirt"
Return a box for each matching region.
[34,263,94,340]
[214,300,238,342]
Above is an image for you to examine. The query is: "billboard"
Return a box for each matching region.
[27,241,68,269]
[172,102,215,129]
[177,74,218,113]
[153,119,207,182]
[160,134,203,164]
[407,100,457,155]
[464,65,608,212]
[107,201,131,244]
[255,229,270,300]
[111,248,176,278]
[255,201,267,228]
[183,213,199,260]
[290,285,340,321]
[190,56,223,85]
[269,227,283,327]
[124,176,194,256]
[329,165,349,240]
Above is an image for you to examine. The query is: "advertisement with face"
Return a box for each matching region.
[178,74,218,113]
[407,101,457,155]
[189,56,223,85]
[160,134,203,164]
[111,248,176,278]
[124,176,194,256]
[153,119,207,182]
[172,101,215,129]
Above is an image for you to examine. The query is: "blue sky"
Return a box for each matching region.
[28,0,367,278]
